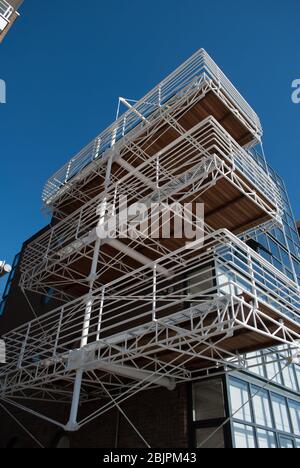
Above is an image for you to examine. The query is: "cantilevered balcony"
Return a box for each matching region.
[42,49,263,213]
[2,230,300,397]
[0,0,22,42]
[20,117,282,300]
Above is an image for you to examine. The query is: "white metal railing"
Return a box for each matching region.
[0,0,14,20]
[42,49,262,206]
[2,230,299,377]
[21,117,280,279]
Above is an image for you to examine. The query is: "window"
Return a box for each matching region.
[271,394,291,433]
[188,264,215,298]
[228,376,300,449]
[265,353,283,385]
[279,436,295,449]
[295,366,300,392]
[247,352,265,378]
[281,364,298,392]
[252,387,273,428]
[289,401,300,436]
[193,379,225,421]
[233,423,255,449]
[229,378,252,423]
[196,427,225,449]
[256,429,277,449]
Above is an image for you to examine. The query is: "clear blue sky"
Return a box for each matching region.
[0,0,299,274]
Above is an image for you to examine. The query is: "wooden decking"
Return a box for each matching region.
[57,90,257,217]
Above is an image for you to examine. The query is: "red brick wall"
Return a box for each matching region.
[0,384,189,448]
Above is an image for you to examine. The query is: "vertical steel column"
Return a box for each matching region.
[17,322,31,370]
[68,153,114,430]
[152,264,157,322]
[65,368,83,432]
[96,288,105,341]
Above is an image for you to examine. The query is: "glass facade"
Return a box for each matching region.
[246,348,300,393]
[249,153,300,285]
[229,376,300,449]
[191,165,300,449]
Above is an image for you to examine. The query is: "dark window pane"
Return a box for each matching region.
[196,427,225,449]
[193,379,225,421]
[279,436,294,449]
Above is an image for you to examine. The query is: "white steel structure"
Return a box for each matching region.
[1,49,299,433]
[0,0,20,42]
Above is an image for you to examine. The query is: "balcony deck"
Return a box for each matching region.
[20,117,281,301]
[2,231,300,398]
[0,0,19,43]
[42,50,263,212]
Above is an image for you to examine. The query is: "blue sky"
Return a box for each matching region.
[0,0,299,276]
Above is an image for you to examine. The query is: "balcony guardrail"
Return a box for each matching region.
[3,230,299,380]
[0,0,14,20]
[42,49,262,206]
[21,117,281,280]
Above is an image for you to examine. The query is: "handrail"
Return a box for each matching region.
[21,117,281,278]
[2,230,299,377]
[0,0,14,19]
[42,49,263,206]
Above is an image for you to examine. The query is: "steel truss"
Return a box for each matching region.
[43,49,262,212]
[2,227,300,430]
[1,49,298,435]
[20,114,282,300]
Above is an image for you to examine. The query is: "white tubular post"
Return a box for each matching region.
[80,238,101,349]
[96,288,105,341]
[81,154,113,349]
[153,264,157,321]
[65,368,83,432]
[67,156,114,432]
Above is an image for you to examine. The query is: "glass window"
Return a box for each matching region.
[196,427,225,449]
[193,379,225,421]
[289,400,300,436]
[256,429,277,448]
[233,423,255,449]
[247,352,265,378]
[265,353,283,385]
[295,366,300,392]
[252,387,273,428]
[281,364,298,392]
[229,378,252,423]
[271,394,291,433]
[279,436,295,449]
